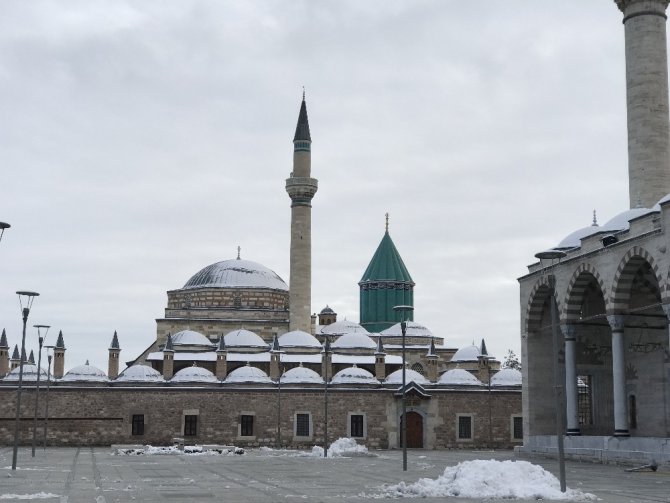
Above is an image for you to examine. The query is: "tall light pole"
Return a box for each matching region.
[535,250,567,493]
[323,335,331,458]
[393,304,414,472]
[31,325,49,457]
[42,346,54,450]
[12,291,39,470]
[0,222,10,243]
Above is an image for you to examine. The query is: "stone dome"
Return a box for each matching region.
[438,369,482,386]
[280,365,324,384]
[116,365,164,382]
[331,365,379,385]
[600,207,657,233]
[555,224,600,249]
[225,364,273,384]
[224,329,268,349]
[171,330,213,347]
[61,363,108,382]
[491,368,522,387]
[331,333,377,350]
[381,321,433,338]
[320,305,335,314]
[278,330,321,349]
[183,259,288,291]
[171,366,218,383]
[385,368,429,385]
[320,320,368,336]
[3,364,47,381]
[451,345,482,362]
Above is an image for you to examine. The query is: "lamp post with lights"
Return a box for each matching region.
[323,335,331,458]
[0,222,10,243]
[393,304,414,472]
[42,346,54,449]
[31,325,49,457]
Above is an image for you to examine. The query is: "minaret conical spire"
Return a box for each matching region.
[293,91,311,143]
[0,329,7,349]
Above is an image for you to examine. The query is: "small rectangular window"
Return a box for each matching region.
[629,395,637,429]
[512,416,523,440]
[184,415,198,436]
[296,413,310,437]
[458,415,472,440]
[350,414,364,438]
[241,415,254,437]
[578,375,593,426]
[131,414,144,436]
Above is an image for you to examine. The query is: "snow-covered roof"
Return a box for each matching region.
[145,352,403,365]
[600,207,657,233]
[3,364,47,381]
[381,322,433,338]
[331,365,380,385]
[450,345,482,362]
[224,329,268,349]
[319,320,368,336]
[225,364,273,384]
[385,368,429,385]
[61,363,108,382]
[171,330,214,347]
[555,224,600,249]
[654,192,670,210]
[278,330,321,349]
[171,366,218,383]
[331,333,377,350]
[438,369,483,386]
[490,368,522,386]
[280,365,324,384]
[116,364,164,383]
[182,259,288,291]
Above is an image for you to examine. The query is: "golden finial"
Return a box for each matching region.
[385,212,389,233]
[237,246,241,260]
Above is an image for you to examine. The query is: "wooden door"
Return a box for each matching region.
[402,411,423,448]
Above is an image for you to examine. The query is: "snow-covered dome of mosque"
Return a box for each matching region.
[600,207,657,233]
[116,364,164,382]
[278,330,321,349]
[331,333,377,350]
[280,365,324,384]
[555,224,600,249]
[320,320,368,336]
[171,330,213,347]
[60,363,108,382]
[224,329,268,349]
[381,322,433,338]
[491,368,522,387]
[183,259,288,291]
[385,368,429,385]
[171,366,218,383]
[438,369,483,386]
[451,345,482,362]
[331,366,380,385]
[3,364,47,381]
[225,364,273,384]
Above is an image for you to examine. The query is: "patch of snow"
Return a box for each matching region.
[309,438,372,458]
[438,369,482,386]
[331,333,376,350]
[385,368,429,385]
[331,366,379,385]
[3,364,48,382]
[224,329,268,349]
[116,364,164,382]
[171,330,214,347]
[555,224,599,249]
[450,345,481,362]
[114,445,244,456]
[380,322,433,338]
[280,366,324,384]
[319,320,368,336]
[0,494,60,500]
[60,363,108,382]
[491,368,522,386]
[278,330,321,349]
[374,459,596,500]
[170,366,218,383]
[600,207,656,233]
[225,364,272,384]
[183,259,288,291]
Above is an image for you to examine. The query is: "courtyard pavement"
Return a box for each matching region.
[0,446,666,502]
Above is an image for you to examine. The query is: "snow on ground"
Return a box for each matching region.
[260,437,375,458]
[0,494,60,500]
[372,459,596,500]
[113,445,244,456]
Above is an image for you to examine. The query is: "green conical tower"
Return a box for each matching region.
[358,215,414,332]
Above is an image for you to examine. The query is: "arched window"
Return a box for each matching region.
[411,363,425,376]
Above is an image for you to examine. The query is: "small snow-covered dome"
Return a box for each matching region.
[320,320,368,336]
[183,259,288,291]
[116,365,164,382]
[224,329,268,349]
[555,224,599,249]
[331,333,377,350]
[280,365,324,384]
[61,363,108,382]
[4,364,47,381]
[278,330,321,349]
[491,368,522,387]
[171,330,213,347]
[450,345,481,362]
[600,207,657,233]
[438,369,482,386]
[171,366,218,383]
[381,321,433,338]
[331,365,379,385]
[225,364,273,384]
[385,368,429,385]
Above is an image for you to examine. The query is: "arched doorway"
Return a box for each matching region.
[401,411,423,448]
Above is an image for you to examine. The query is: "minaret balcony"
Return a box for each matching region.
[286,177,318,203]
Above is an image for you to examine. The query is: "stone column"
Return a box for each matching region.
[270,351,281,381]
[561,324,580,435]
[215,351,227,380]
[163,334,174,381]
[607,315,629,436]
[614,0,670,207]
[322,350,332,382]
[375,353,386,381]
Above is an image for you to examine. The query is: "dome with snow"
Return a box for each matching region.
[225,364,273,384]
[331,333,377,350]
[450,345,482,362]
[224,329,269,349]
[3,364,47,382]
[600,207,657,233]
[61,363,108,382]
[280,365,324,384]
[555,224,600,249]
[116,365,164,383]
[438,369,483,386]
[278,330,321,349]
[331,366,380,385]
[490,368,522,387]
[171,330,213,347]
[183,259,288,291]
[320,320,368,336]
[385,368,429,385]
[171,366,218,383]
[381,321,433,338]
[320,305,335,314]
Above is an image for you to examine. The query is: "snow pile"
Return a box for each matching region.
[0,494,60,500]
[114,445,244,456]
[376,460,596,500]
[310,437,372,458]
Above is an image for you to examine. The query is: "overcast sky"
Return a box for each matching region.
[0,1,636,372]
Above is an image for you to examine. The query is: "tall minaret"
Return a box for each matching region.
[615,0,670,208]
[286,92,318,332]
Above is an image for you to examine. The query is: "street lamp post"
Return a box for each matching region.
[393,304,414,472]
[535,249,567,493]
[323,335,331,458]
[12,291,39,470]
[31,325,50,457]
[43,346,54,450]
[0,222,10,243]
